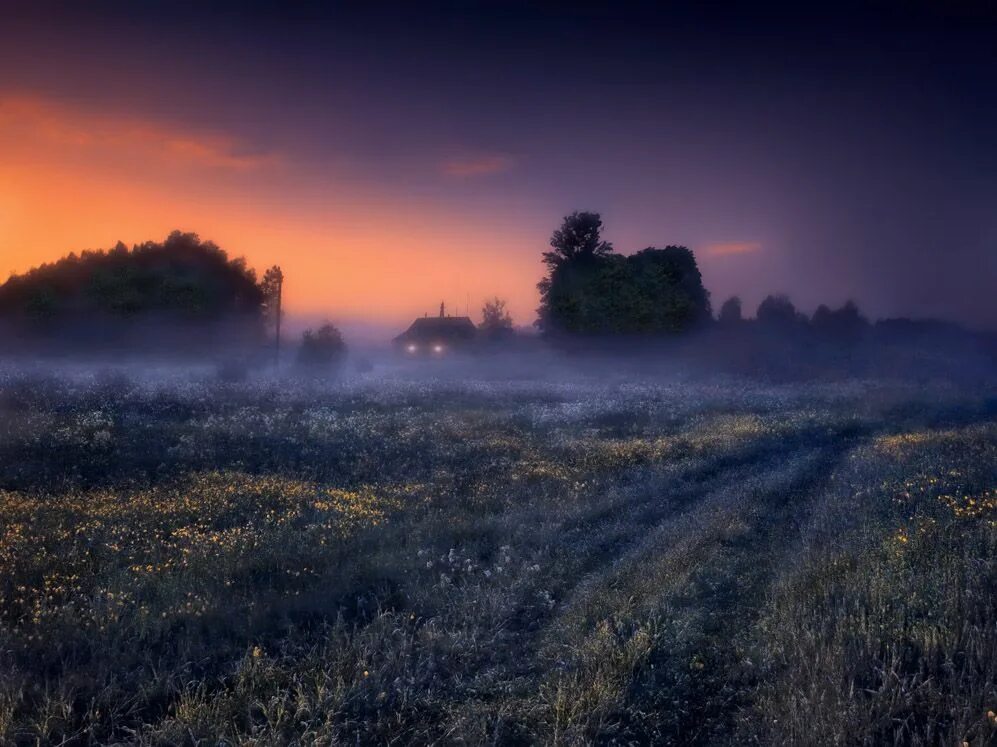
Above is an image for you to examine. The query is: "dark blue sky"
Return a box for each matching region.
[3,1,996,326]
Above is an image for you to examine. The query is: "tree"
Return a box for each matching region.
[480,297,514,338]
[718,296,742,324]
[757,294,805,327]
[627,246,712,331]
[0,231,264,320]
[542,211,614,270]
[24,286,58,321]
[260,266,284,365]
[260,267,283,326]
[812,300,869,341]
[537,211,711,336]
[296,322,347,371]
[537,212,616,333]
[0,232,266,357]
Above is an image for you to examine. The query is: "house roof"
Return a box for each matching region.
[393,316,477,343]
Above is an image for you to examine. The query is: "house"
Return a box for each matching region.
[393,302,477,355]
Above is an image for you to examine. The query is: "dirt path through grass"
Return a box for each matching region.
[521,430,865,743]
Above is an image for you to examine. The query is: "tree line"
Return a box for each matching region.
[0,232,355,370]
[0,219,985,367]
[535,211,880,342]
[0,231,264,322]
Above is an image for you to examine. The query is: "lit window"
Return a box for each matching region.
[406,344,418,353]
[433,344,444,353]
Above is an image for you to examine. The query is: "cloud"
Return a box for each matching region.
[701,241,762,257]
[157,135,277,171]
[440,153,514,177]
[0,94,279,172]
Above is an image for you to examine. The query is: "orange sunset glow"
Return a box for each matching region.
[0,94,544,328]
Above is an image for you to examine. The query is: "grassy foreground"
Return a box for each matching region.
[0,368,994,744]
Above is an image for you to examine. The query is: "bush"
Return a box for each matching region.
[718,296,742,324]
[756,294,806,328]
[296,323,347,371]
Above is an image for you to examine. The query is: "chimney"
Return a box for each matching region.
[440,301,445,318]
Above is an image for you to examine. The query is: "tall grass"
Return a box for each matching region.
[0,370,993,744]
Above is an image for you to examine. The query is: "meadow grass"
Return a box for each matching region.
[0,369,993,744]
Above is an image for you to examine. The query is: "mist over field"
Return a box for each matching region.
[1,352,995,744]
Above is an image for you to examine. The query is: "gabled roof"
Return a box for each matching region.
[393,316,477,343]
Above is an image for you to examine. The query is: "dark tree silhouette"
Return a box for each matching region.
[480,297,514,338]
[537,212,616,333]
[297,322,347,370]
[0,231,264,320]
[260,267,283,327]
[0,232,268,353]
[628,246,712,331]
[757,294,805,327]
[260,266,284,364]
[537,212,710,335]
[718,296,743,324]
[542,211,614,270]
[812,300,869,341]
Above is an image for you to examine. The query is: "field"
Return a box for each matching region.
[0,364,995,745]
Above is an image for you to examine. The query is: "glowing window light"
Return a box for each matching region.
[433,344,444,353]
[406,343,418,353]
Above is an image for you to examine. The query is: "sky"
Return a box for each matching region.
[1,0,996,333]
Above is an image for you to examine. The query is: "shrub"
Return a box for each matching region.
[296,322,347,371]
[718,296,742,324]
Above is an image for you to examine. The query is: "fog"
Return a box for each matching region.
[1,319,993,393]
